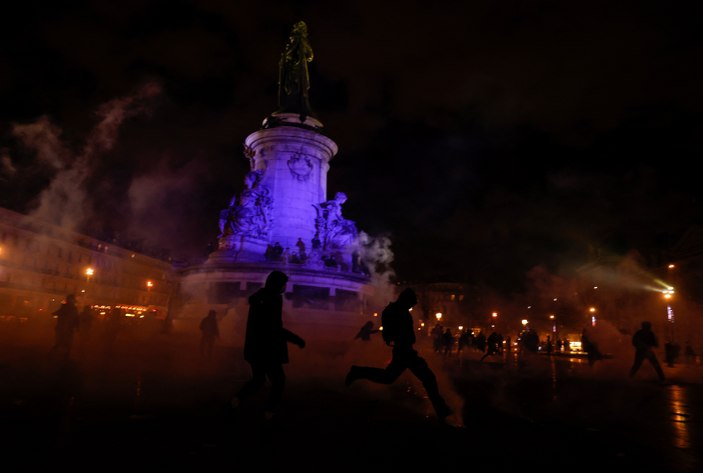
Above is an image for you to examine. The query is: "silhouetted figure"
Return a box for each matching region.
[441,328,454,356]
[50,294,80,358]
[520,328,539,354]
[354,321,380,342]
[457,329,471,354]
[629,321,666,382]
[544,335,554,355]
[581,328,604,367]
[231,270,305,420]
[480,331,502,362]
[431,323,444,353]
[272,242,284,260]
[295,237,306,261]
[199,309,220,359]
[344,288,452,422]
[474,330,487,353]
[265,244,275,261]
[664,341,680,367]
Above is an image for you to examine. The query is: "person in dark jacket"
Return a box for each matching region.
[354,320,380,342]
[199,309,220,359]
[344,288,452,422]
[50,294,80,358]
[231,270,305,419]
[629,320,666,382]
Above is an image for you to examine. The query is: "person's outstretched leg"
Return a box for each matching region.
[346,359,404,386]
[646,352,666,382]
[408,355,452,419]
[629,352,644,378]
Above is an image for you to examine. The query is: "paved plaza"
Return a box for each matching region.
[1,320,702,472]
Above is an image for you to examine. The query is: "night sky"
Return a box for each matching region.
[1,1,702,296]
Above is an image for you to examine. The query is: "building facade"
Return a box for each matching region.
[0,207,177,323]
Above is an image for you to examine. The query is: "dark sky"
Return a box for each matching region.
[1,0,702,296]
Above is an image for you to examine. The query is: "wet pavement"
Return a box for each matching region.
[1,320,702,472]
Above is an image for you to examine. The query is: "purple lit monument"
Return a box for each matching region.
[178,22,391,352]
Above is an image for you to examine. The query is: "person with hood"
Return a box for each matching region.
[230,270,305,419]
[629,320,666,382]
[344,288,452,422]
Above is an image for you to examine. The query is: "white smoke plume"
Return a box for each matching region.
[13,81,162,232]
[357,230,396,307]
[11,115,69,170]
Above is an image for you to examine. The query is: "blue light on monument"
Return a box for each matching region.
[177,21,392,349]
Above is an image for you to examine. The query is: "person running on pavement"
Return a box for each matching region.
[344,288,452,422]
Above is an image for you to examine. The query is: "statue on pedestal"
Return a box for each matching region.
[218,170,273,247]
[277,21,315,121]
[313,192,359,255]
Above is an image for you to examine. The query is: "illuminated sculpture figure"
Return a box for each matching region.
[277,21,315,120]
[313,192,359,252]
[218,170,272,242]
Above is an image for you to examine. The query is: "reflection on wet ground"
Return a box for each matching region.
[1,320,701,472]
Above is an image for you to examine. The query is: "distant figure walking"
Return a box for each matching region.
[199,309,220,359]
[50,294,80,358]
[441,328,454,356]
[230,270,306,420]
[344,288,452,422]
[354,321,380,342]
[480,331,502,362]
[629,321,666,382]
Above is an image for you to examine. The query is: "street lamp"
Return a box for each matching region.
[84,267,95,304]
[435,312,442,322]
[663,288,675,342]
[146,280,154,306]
[589,307,597,327]
[491,311,498,328]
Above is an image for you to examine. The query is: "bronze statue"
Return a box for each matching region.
[277,21,315,120]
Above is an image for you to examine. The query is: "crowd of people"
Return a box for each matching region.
[48,272,699,429]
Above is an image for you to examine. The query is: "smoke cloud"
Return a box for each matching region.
[12,81,163,234]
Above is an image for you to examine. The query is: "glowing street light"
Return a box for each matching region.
[588,307,597,326]
[146,280,154,306]
[663,288,676,341]
[84,267,95,303]
[435,312,442,322]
